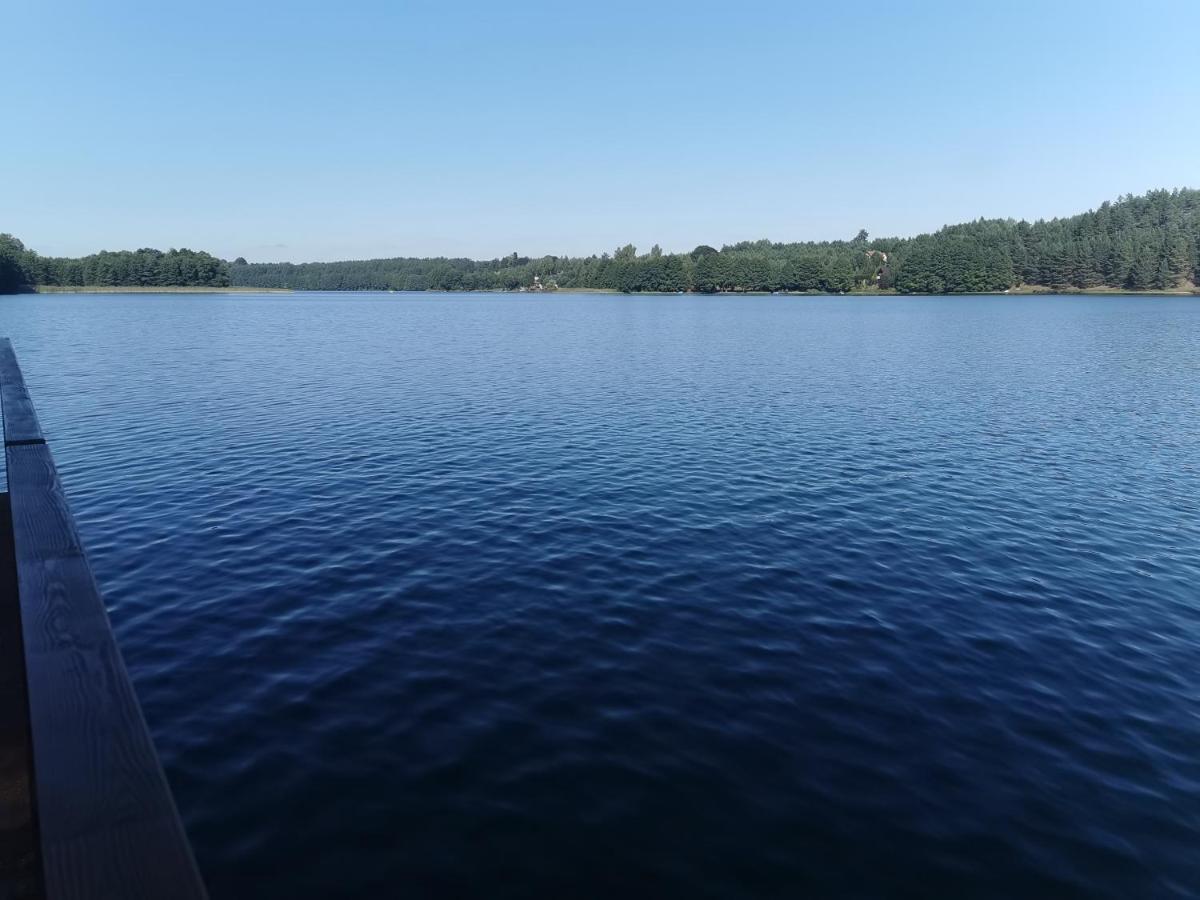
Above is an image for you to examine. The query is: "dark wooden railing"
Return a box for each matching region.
[0,339,207,899]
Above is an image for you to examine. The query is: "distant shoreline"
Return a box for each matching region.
[32,285,293,294]
[552,286,1200,297]
[1004,285,1200,296]
[6,190,1199,297]
[17,285,1200,297]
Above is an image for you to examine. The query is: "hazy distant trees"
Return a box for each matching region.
[0,243,231,291]
[5,189,1199,295]
[32,248,230,287]
[227,190,1200,294]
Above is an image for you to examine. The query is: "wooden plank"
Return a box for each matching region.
[0,340,43,447]
[50,815,206,900]
[0,491,44,899]
[2,350,207,899]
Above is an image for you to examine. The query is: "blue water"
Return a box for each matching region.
[2,292,1199,898]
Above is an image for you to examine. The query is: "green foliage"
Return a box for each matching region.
[45,248,229,287]
[229,190,1198,295]
[0,234,30,293]
[5,189,1199,296]
[0,242,230,292]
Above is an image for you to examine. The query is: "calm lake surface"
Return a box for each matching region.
[2,292,1199,898]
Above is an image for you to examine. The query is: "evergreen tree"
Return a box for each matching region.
[5,188,1199,296]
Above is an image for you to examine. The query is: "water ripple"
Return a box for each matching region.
[2,292,1199,898]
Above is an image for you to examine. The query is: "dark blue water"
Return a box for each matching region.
[2,292,1199,898]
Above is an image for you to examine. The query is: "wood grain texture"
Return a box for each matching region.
[2,346,207,899]
[0,492,44,899]
[0,341,43,447]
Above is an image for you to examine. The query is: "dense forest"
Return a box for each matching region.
[0,236,228,292]
[233,189,1200,293]
[3,189,1199,295]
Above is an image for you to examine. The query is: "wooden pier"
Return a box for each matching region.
[0,339,207,899]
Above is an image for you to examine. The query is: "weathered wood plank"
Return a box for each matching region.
[50,815,206,900]
[0,341,43,447]
[2,348,207,899]
[0,491,44,899]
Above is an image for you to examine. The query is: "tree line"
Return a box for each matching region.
[4,189,1199,295]
[228,189,1200,293]
[0,237,229,292]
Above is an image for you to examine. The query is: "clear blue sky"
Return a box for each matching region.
[5,0,1199,262]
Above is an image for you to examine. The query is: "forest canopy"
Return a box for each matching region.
[228,189,1200,293]
[0,240,229,292]
[3,189,1199,295]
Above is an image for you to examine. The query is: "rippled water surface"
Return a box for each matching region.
[2,292,1199,898]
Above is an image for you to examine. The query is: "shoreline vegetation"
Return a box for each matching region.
[23,286,1200,297]
[31,285,293,294]
[3,188,1200,296]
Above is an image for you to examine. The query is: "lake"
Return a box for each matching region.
[2,292,1198,898]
